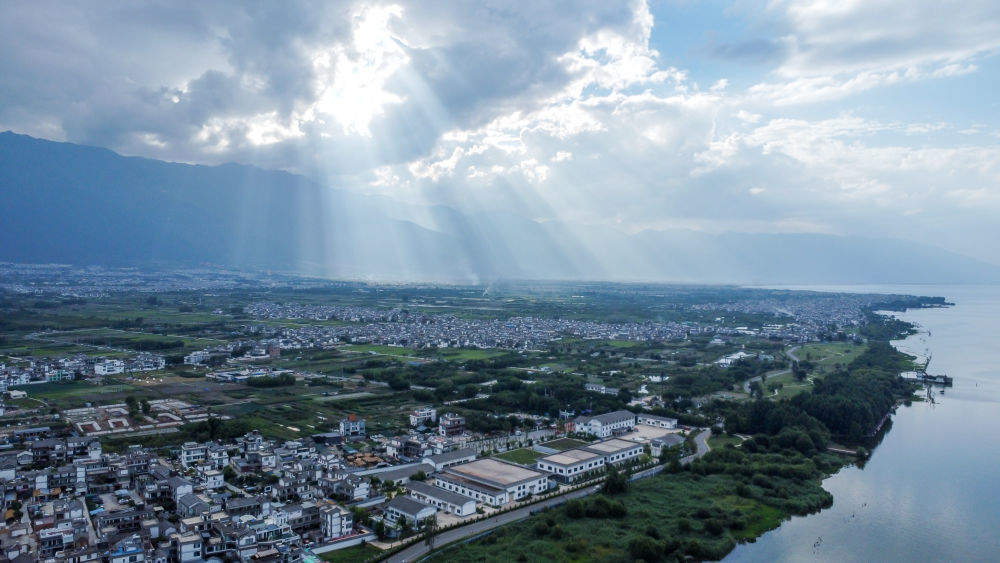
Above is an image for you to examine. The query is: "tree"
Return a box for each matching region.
[421,515,438,549]
[602,465,629,495]
[207,416,222,440]
[140,398,151,416]
[125,395,140,418]
[629,535,662,562]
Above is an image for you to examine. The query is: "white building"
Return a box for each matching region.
[180,442,207,468]
[536,438,645,482]
[339,415,366,440]
[406,480,477,517]
[635,413,677,429]
[384,496,437,527]
[574,410,636,438]
[184,350,211,365]
[197,468,224,490]
[422,448,476,472]
[650,434,684,457]
[319,501,354,539]
[409,406,438,427]
[95,359,126,376]
[584,383,620,396]
[434,458,549,507]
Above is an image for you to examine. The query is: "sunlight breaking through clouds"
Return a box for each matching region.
[2,0,1000,265]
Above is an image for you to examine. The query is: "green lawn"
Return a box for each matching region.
[12,380,140,400]
[429,473,794,562]
[540,438,591,451]
[438,348,507,361]
[765,370,815,400]
[318,544,382,562]
[607,339,642,348]
[796,341,867,371]
[708,434,743,450]
[341,344,426,358]
[494,448,545,465]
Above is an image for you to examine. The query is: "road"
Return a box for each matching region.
[388,429,711,562]
[742,345,798,394]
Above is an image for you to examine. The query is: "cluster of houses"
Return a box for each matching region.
[0,354,166,390]
[0,408,684,561]
[240,301,746,353]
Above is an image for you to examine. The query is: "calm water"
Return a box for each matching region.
[728,284,1000,562]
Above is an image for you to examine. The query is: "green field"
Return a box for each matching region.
[494,448,545,465]
[707,434,743,450]
[341,344,428,359]
[796,341,867,371]
[765,370,814,399]
[540,438,591,451]
[429,473,792,562]
[12,380,140,401]
[42,328,225,353]
[437,348,507,361]
[318,544,382,562]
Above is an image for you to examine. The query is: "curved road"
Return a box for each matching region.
[743,345,799,394]
[389,429,711,563]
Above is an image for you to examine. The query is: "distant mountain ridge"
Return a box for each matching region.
[2,131,998,284]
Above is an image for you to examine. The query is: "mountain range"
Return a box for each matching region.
[2,131,997,284]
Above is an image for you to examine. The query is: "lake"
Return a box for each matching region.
[728,284,1000,562]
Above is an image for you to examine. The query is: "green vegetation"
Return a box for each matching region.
[494,448,545,466]
[317,543,382,561]
[433,448,837,562]
[708,434,743,450]
[540,438,591,451]
[246,373,296,387]
[436,340,917,561]
[728,342,916,442]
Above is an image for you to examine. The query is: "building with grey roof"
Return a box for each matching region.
[384,496,437,526]
[405,480,476,516]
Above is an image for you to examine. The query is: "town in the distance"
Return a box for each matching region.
[0,263,946,562]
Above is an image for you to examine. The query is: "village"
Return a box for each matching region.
[0,399,690,561]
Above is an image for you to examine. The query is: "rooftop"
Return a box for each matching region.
[406,480,475,506]
[386,495,434,517]
[426,448,476,465]
[447,458,545,487]
[582,438,642,455]
[538,448,602,467]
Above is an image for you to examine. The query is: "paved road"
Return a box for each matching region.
[742,345,798,394]
[389,429,711,562]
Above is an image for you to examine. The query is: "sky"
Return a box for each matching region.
[2,0,999,265]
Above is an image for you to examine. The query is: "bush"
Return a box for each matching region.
[566,500,584,519]
[704,518,724,535]
[628,535,663,562]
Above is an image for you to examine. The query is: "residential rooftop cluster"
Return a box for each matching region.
[242,301,829,352]
[0,407,682,562]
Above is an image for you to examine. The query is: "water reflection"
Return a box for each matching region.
[726,285,1000,562]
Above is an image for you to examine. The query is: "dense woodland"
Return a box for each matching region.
[724,342,916,443]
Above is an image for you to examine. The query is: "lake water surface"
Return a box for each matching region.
[727,284,1000,562]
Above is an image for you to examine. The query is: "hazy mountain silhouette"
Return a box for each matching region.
[2,131,997,284]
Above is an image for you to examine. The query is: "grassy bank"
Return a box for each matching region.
[431,448,839,562]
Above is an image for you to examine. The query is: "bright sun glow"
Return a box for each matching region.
[311,4,408,136]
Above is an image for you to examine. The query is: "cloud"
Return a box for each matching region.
[743,0,1000,104]
[1,0,999,263]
